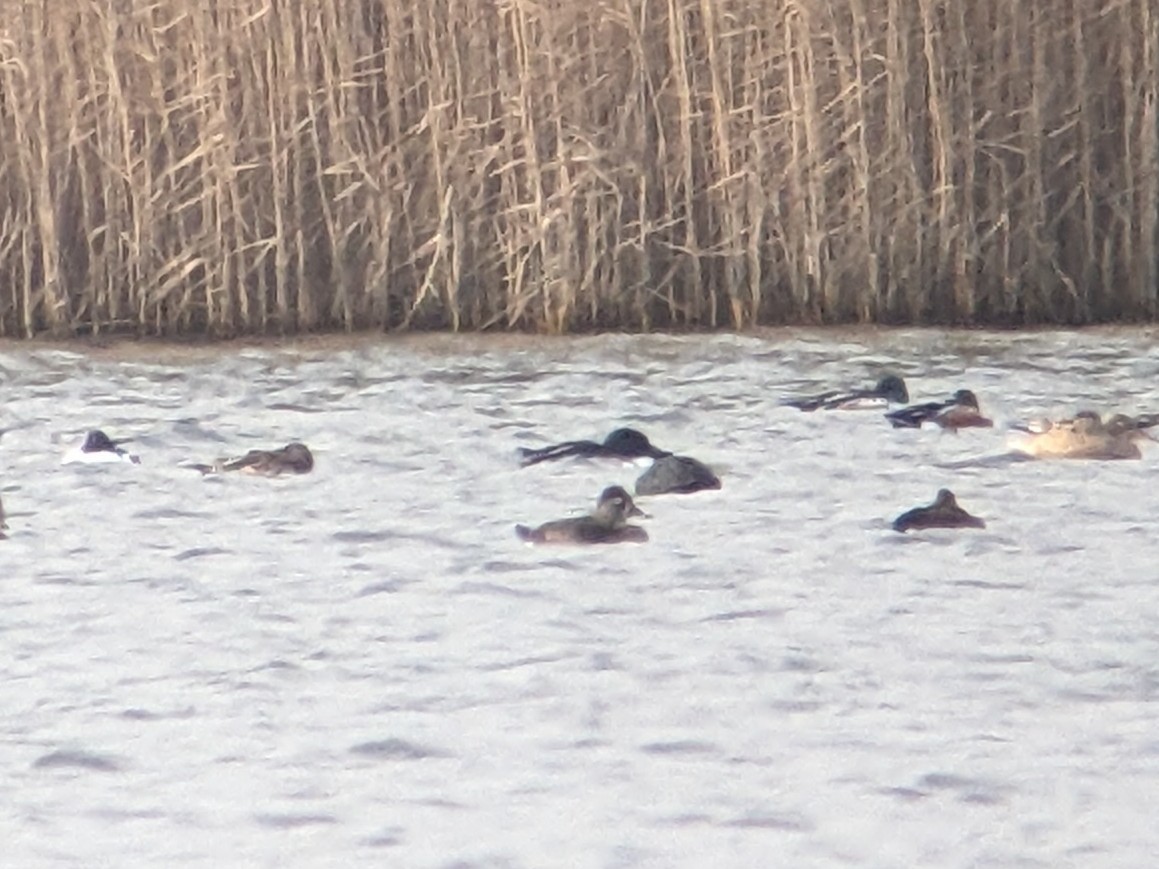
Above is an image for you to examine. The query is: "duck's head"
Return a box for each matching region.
[951,389,980,409]
[932,488,957,508]
[596,485,646,522]
[603,428,668,459]
[1106,414,1156,441]
[875,375,909,404]
[81,430,123,452]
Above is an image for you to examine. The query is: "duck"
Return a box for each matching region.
[1011,411,1154,460]
[61,430,141,465]
[893,489,986,532]
[782,374,909,411]
[0,495,7,539]
[192,442,314,476]
[515,485,649,544]
[518,427,669,467]
[634,454,721,496]
[885,389,993,431]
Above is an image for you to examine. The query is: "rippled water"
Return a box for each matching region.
[3,328,1159,867]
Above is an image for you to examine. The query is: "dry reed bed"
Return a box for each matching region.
[0,0,1155,336]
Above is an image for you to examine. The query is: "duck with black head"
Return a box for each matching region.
[782,375,909,412]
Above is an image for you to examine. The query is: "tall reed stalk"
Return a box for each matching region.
[0,0,1154,336]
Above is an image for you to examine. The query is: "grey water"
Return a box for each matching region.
[3,328,1159,868]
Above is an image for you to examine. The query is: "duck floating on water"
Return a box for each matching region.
[61,430,141,465]
[1011,411,1155,460]
[192,442,315,476]
[518,428,668,466]
[519,427,721,496]
[893,489,986,532]
[782,375,909,411]
[885,389,994,431]
[635,455,721,496]
[515,485,649,544]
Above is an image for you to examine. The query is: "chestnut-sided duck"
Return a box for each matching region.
[885,389,994,431]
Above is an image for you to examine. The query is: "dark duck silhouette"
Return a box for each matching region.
[515,486,649,544]
[192,442,314,476]
[782,375,909,412]
[61,429,141,464]
[893,489,986,532]
[635,455,721,496]
[518,428,669,467]
[885,389,993,431]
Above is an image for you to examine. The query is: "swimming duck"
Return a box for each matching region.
[782,375,909,411]
[1011,411,1154,460]
[61,430,141,465]
[635,455,722,496]
[893,489,986,532]
[885,389,994,431]
[518,428,669,467]
[515,485,649,544]
[192,442,314,476]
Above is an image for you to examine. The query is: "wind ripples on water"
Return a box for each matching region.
[2,328,1159,867]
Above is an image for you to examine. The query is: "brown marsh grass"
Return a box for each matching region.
[0,0,1155,337]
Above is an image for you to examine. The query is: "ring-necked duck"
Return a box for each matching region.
[515,485,649,544]
[61,430,141,465]
[193,442,314,476]
[1012,411,1154,460]
[783,375,909,411]
[893,489,986,532]
[518,428,669,466]
[635,455,721,496]
[885,389,993,430]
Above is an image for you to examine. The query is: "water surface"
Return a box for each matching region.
[3,328,1159,867]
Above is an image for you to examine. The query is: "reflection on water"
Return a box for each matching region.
[3,328,1159,866]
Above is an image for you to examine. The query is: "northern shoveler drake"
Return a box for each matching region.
[515,485,649,544]
[782,374,909,411]
[1011,411,1155,460]
[192,442,314,476]
[885,389,994,431]
[61,430,141,465]
[893,489,986,532]
[518,428,669,467]
[635,455,722,496]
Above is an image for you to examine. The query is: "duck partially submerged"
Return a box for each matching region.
[782,375,909,411]
[886,389,993,431]
[635,455,721,496]
[192,442,314,476]
[893,489,986,532]
[61,430,141,465]
[515,485,648,544]
[518,428,669,467]
[1011,411,1154,460]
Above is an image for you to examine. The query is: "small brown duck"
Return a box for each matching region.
[193,442,315,476]
[1012,411,1153,460]
[516,485,648,544]
[893,489,986,532]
